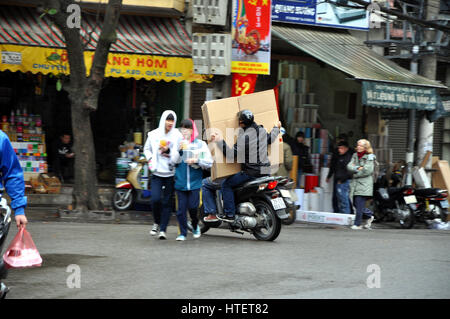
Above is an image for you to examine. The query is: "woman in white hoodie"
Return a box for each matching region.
[144,110,183,239]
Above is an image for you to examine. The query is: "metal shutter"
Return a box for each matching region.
[190,82,213,121]
[387,119,411,162]
[433,118,444,159]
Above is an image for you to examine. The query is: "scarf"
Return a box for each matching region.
[357,151,366,160]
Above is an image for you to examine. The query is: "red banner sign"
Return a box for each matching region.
[231,73,258,96]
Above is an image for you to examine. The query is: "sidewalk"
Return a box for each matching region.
[22,184,154,225]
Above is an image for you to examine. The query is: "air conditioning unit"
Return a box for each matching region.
[209,34,231,75]
[192,33,210,74]
[193,0,228,26]
[192,0,207,24]
[192,33,231,75]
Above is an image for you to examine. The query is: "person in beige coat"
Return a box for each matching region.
[347,139,376,230]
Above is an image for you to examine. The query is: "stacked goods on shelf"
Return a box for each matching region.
[2,109,48,177]
[115,158,132,185]
[11,141,47,173]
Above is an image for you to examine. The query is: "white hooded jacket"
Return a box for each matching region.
[143,110,183,177]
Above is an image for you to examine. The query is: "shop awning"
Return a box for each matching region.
[272,25,447,109]
[0,5,207,83]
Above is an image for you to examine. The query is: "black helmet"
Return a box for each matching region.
[238,109,254,126]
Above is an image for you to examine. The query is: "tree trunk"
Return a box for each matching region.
[38,0,122,212]
[70,91,102,211]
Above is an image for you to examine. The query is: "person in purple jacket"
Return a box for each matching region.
[0,130,28,229]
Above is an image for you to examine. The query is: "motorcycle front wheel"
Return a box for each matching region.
[112,189,133,211]
[253,200,282,241]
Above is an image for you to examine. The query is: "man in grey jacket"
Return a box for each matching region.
[204,110,281,222]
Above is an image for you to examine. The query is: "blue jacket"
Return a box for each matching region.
[0,130,26,215]
[171,139,213,191]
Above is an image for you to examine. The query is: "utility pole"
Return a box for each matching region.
[406,43,420,185]
[416,0,440,173]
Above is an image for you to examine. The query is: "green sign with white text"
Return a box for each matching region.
[362,81,438,111]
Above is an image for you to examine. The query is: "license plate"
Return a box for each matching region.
[440,200,449,208]
[271,197,286,210]
[404,195,417,204]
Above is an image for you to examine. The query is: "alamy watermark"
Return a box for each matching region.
[66,264,81,289]
[366,264,381,288]
[66,3,81,29]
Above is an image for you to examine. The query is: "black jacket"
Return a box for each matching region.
[282,134,310,169]
[327,149,353,183]
[217,123,280,177]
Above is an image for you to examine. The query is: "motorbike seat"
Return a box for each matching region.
[235,176,275,192]
[414,188,443,198]
[387,187,404,195]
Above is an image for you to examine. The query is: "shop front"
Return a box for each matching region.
[0,4,207,186]
[258,24,447,224]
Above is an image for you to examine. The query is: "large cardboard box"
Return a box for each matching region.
[432,160,450,191]
[202,90,283,181]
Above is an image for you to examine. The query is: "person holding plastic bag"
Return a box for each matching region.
[0,130,28,228]
[171,119,213,241]
[143,110,183,239]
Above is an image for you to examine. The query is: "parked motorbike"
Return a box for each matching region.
[387,165,449,225]
[112,156,151,211]
[0,190,12,299]
[372,172,418,229]
[198,176,292,241]
[413,188,449,223]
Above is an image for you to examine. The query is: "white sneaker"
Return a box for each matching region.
[364,216,375,229]
[176,235,186,241]
[350,225,363,230]
[158,231,167,240]
[193,225,201,239]
[150,224,159,236]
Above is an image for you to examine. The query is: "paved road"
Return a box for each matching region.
[3,221,450,299]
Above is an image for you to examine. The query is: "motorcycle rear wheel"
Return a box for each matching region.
[253,200,282,241]
[398,204,415,229]
[112,189,133,211]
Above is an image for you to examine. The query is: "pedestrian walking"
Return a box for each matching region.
[144,110,183,239]
[171,119,213,241]
[329,134,354,213]
[326,140,353,214]
[347,139,376,230]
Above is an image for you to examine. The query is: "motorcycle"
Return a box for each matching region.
[371,172,418,229]
[413,188,449,223]
[197,176,292,241]
[112,156,151,211]
[387,165,449,225]
[0,190,12,299]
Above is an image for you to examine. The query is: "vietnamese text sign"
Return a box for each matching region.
[231,0,272,75]
[362,81,438,111]
[0,44,208,83]
[272,0,370,31]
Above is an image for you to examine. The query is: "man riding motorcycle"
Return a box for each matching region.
[203,110,281,222]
